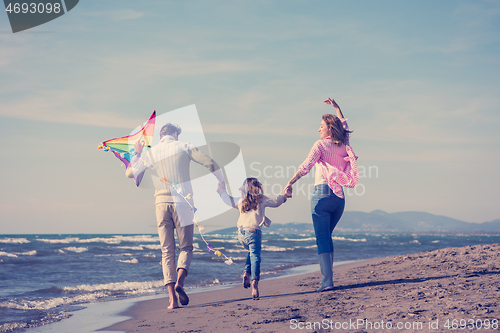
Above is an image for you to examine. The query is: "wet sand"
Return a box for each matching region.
[103,243,500,332]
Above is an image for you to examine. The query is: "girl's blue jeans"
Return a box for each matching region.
[311,184,345,255]
[238,228,262,281]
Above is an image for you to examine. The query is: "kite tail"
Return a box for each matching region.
[166,180,233,265]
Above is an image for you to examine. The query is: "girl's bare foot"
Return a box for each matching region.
[252,280,259,300]
[243,272,251,289]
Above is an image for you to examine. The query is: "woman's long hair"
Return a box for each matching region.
[323,114,352,147]
[240,178,263,213]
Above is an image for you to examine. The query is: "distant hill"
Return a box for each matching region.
[338,211,500,233]
[210,211,500,234]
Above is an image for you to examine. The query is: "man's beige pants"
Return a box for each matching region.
[155,203,194,285]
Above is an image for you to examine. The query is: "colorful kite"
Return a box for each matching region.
[98,112,232,265]
[98,111,156,187]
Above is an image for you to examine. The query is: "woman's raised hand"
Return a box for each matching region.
[324,97,345,118]
[323,98,340,109]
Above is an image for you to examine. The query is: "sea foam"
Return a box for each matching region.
[333,236,367,242]
[117,258,139,264]
[58,247,88,253]
[0,238,30,244]
[0,251,18,258]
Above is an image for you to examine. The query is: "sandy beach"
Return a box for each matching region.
[103,243,499,332]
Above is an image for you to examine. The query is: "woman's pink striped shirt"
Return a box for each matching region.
[298,119,358,199]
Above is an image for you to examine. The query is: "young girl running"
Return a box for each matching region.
[217,178,290,299]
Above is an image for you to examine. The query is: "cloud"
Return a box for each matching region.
[361,149,456,163]
[0,35,31,68]
[110,9,145,21]
[0,49,260,127]
[202,122,308,137]
[0,46,22,67]
[85,9,145,21]
[101,53,259,78]
[342,78,500,145]
[0,92,143,128]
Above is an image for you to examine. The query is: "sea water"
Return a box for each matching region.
[1,232,499,332]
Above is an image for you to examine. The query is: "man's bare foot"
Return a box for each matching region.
[166,283,179,309]
[167,295,178,309]
[175,285,189,306]
[174,268,189,306]
[252,280,259,300]
[243,272,251,289]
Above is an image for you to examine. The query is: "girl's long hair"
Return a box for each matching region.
[240,178,263,213]
[323,114,352,147]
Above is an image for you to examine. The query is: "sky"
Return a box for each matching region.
[0,0,499,234]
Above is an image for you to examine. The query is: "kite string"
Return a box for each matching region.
[159,161,232,265]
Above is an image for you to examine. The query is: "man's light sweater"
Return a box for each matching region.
[126,135,223,205]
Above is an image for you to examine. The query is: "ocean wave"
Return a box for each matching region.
[193,246,207,253]
[111,235,158,243]
[141,244,161,250]
[37,237,80,244]
[0,251,18,258]
[117,258,139,264]
[0,238,30,244]
[94,253,133,257]
[332,236,367,242]
[62,280,164,293]
[203,233,237,238]
[116,246,144,250]
[224,248,246,253]
[2,280,165,311]
[78,237,122,244]
[199,238,238,244]
[0,292,109,311]
[0,321,28,333]
[240,244,317,251]
[36,237,117,244]
[0,311,70,333]
[35,235,159,245]
[262,245,291,252]
[282,237,316,242]
[78,235,157,244]
[20,250,37,256]
[227,256,246,261]
[410,240,421,244]
[0,250,37,258]
[58,247,88,253]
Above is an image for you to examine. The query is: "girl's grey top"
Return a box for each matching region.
[219,190,287,230]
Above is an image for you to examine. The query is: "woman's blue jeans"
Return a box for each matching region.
[238,228,262,281]
[311,184,345,255]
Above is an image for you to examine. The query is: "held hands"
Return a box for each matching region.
[216,181,226,194]
[283,184,293,198]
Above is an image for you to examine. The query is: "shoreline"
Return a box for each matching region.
[103,243,500,332]
[22,263,332,333]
